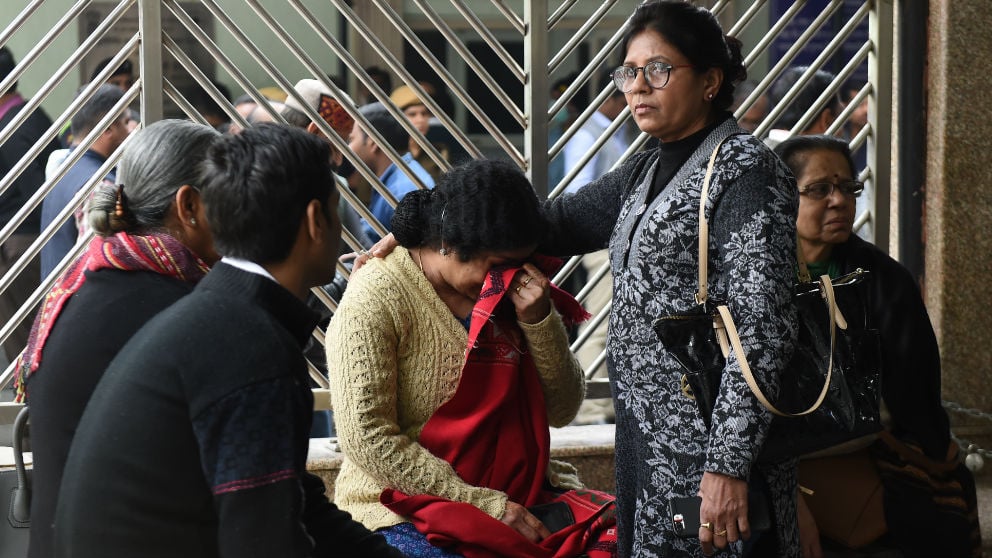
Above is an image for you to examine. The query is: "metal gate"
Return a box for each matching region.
[0,0,894,416]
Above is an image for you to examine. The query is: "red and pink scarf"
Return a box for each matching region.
[381,259,617,557]
[14,231,209,401]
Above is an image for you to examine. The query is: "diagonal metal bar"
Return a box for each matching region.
[0,34,137,247]
[155,2,283,128]
[548,16,629,120]
[548,0,618,75]
[752,2,868,139]
[0,0,48,52]
[710,0,734,18]
[490,0,525,35]
[749,1,860,138]
[743,0,810,68]
[789,43,871,137]
[365,0,524,165]
[551,106,632,198]
[726,0,769,38]
[411,0,524,117]
[449,0,524,83]
[0,85,135,308]
[165,0,400,241]
[240,0,435,196]
[0,0,133,148]
[162,35,246,128]
[548,0,581,31]
[288,0,481,163]
[0,0,104,97]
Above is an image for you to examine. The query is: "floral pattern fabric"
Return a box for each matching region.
[543,118,799,557]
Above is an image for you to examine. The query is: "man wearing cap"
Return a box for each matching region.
[389,84,471,182]
[347,102,434,243]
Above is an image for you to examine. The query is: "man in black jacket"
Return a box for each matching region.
[54,124,405,558]
[0,46,60,361]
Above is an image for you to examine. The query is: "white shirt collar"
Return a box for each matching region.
[221,256,277,283]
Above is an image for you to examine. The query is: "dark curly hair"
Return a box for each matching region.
[391,159,546,261]
[621,0,747,112]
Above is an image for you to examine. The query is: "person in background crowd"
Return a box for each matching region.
[53,124,405,558]
[732,78,769,133]
[775,135,982,558]
[40,84,132,278]
[389,84,452,182]
[355,65,393,105]
[89,56,134,92]
[562,73,630,195]
[347,101,434,243]
[190,80,233,132]
[20,120,220,558]
[0,46,61,363]
[765,66,841,148]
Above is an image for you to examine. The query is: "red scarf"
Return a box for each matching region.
[14,232,210,401]
[381,259,616,558]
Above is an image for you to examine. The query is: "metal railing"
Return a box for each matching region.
[0,0,893,414]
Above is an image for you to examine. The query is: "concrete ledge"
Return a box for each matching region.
[306,424,617,500]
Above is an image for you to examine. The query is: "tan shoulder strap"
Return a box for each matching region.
[695,138,728,305]
[715,274,842,417]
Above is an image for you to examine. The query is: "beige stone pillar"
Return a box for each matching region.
[925,2,992,422]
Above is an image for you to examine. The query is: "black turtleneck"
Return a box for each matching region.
[648,112,733,201]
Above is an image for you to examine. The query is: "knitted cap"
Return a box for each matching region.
[389,85,423,110]
[284,78,355,139]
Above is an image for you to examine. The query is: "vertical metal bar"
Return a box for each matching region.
[870,0,894,253]
[138,0,164,123]
[525,1,549,197]
[897,0,926,275]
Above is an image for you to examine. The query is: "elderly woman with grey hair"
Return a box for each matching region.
[14,119,220,558]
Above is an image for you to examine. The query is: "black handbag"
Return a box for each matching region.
[0,406,30,557]
[652,140,882,464]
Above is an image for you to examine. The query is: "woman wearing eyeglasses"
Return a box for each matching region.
[540,2,800,557]
[776,136,981,558]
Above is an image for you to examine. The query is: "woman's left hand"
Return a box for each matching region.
[510,263,552,324]
[698,471,749,555]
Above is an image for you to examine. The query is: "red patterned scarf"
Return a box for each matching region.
[381,259,617,558]
[14,232,210,401]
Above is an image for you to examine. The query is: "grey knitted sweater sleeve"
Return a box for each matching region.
[540,151,656,256]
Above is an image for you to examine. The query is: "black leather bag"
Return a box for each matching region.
[0,406,30,557]
[654,270,883,463]
[652,139,882,464]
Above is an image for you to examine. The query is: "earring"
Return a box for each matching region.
[439,247,450,256]
[189,218,197,226]
[707,93,714,100]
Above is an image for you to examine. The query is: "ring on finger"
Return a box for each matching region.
[700,522,713,531]
[715,529,727,537]
[521,275,533,286]
[515,285,522,294]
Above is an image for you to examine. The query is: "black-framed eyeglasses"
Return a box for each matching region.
[799,180,864,200]
[611,61,694,93]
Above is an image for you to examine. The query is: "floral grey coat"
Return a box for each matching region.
[544,118,800,557]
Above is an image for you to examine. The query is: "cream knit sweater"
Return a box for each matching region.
[326,247,586,531]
